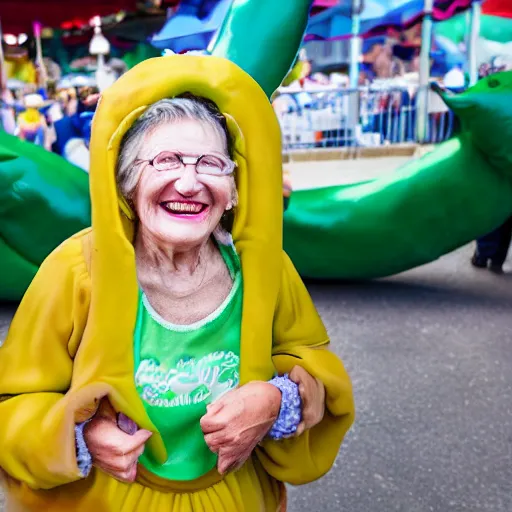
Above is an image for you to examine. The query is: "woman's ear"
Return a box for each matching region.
[229,181,239,209]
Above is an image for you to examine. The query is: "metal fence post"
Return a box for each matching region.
[468,1,482,86]
[416,0,434,144]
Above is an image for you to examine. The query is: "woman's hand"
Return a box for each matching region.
[200,381,281,474]
[83,399,152,483]
[289,366,326,436]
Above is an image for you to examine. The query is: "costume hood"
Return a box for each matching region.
[84,55,285,460]
[90,55,282,242]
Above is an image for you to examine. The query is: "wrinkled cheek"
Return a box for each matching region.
[137,202,162,232]
[216,181,236,209]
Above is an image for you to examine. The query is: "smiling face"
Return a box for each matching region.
[133,119,235,250]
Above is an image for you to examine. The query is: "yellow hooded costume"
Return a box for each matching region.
[0,56,354,511]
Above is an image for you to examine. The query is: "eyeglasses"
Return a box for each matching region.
[138,151,236,176]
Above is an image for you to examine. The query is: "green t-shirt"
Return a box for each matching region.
[134,242,242,481]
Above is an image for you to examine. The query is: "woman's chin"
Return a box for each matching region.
[151,208,218,246]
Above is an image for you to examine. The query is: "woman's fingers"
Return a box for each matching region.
[95,437,147,470]
[106,462,139,483]
[289,366,326,430]
[289,365,307,384]
[106,428,152,456]
[217,448,238,475]
[94,440,146,482]
[200,402,231,433]
[84,415,152,483]
[295,422,306,437]
[207,399,225,415]
[121,429,153,453]
[217,446,250,475]
[203,428,230,452]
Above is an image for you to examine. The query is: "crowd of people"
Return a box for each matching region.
[1,81,99,171]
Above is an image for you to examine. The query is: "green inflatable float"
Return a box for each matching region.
[0,132,91,300]
[283,75,512,278]
[1,0,512,300]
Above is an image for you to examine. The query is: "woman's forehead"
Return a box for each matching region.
[142,119,227,153]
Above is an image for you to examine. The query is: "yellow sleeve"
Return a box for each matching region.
[0,234,91,489]
[256,252,355,485]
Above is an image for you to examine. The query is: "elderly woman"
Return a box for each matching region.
[0,56,354,511]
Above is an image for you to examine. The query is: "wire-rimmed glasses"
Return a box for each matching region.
[138,151,236,176]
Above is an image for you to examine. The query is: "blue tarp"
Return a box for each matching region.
[150,0,472,67]
[151,0,231,52]
[306,1,425,40]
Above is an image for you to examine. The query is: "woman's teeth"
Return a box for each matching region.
[162,201,204,214]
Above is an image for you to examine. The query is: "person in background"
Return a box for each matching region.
[62,111,94,172]
[471,216,512,274]
[443,63,465,91]
[15,93,52,150]
[54,90,100,160]
[0,86,17,134]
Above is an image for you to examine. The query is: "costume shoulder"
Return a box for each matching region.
[1,228,92,388]
[33,227,91,278]
[256,250,354,485]
[0,229,92,489]
[273,250,329,349]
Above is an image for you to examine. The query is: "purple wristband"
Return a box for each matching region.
[75,422,92,477]
[267,374,302,440]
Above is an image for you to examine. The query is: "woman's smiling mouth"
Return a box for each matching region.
[160,201,209,219]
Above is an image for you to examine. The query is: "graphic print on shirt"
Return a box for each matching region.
[135,350,240,407]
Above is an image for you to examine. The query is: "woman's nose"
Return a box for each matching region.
[174,165,201,195]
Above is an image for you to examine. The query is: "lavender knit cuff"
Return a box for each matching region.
[75,422,92,477]
[267,374,302,440]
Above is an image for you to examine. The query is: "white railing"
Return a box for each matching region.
[273,85,456,152]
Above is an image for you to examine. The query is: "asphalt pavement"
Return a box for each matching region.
[287,244,512,512]
[1,243,511,512]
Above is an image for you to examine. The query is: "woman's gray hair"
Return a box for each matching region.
[116,94,233,202]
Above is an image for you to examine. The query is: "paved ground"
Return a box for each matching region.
[1,245,511,512]
[287,156,411,190]
[287,245,512,512]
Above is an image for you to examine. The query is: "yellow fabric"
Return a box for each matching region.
[5,58,37,84]
[18,109,43,126]
[0,55,355,511]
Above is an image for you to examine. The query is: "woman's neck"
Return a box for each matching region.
[134,227,234,321]
[135,228,213,279]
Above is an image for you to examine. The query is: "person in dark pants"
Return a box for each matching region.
[471,216,512,273]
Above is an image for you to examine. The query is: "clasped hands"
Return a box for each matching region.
[84,366,325,482]
[201,366,326,474]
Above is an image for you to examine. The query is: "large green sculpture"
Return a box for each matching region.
[0,132,90,300]
[283,74,512,278]
[209,0,313,98]
[2,0,512,300]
